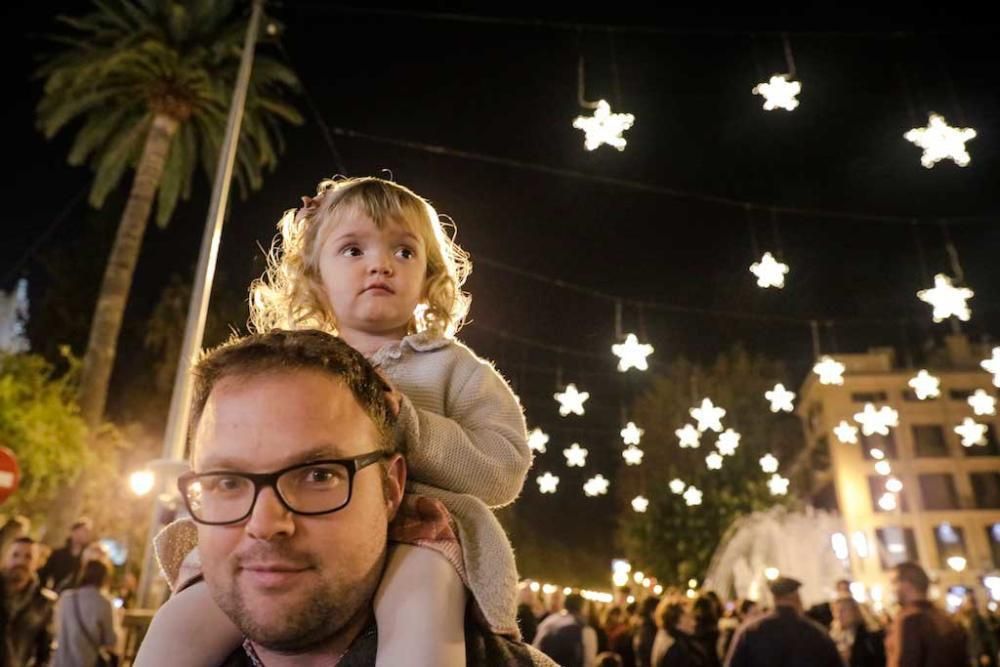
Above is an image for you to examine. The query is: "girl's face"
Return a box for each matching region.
[317,209,428,340]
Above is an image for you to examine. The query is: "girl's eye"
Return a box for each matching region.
[341,245,362,257]
[397,247,415,259]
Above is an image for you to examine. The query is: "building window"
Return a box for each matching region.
[875,526,918,569]
[962,425,1000,457]
[852,392,889,403]
[903,389,939,402]
[919,474,961,510]
[971,473,1000,509]
[986,524,1000,568]
[912,425,948,457]
[869,476,909,512]
[950,389,975,401]
[862,432,898,459]
[934,523,967,569]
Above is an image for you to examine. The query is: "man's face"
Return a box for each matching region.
[194,370,404,652]
[71,525,91,547]
[3,542,38,586]
[890,571,915,606]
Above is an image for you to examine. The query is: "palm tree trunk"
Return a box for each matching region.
[48,113,178,545]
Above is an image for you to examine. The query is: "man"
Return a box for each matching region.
[724,576,841,667]
[37,518,91,592]
[0,537,56,667]
[532,592,598,667]
[885,561,967,667]
[173,329,554,666]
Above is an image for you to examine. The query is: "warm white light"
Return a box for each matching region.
[908,370,941,400]
[555,384,589,416]
[627,595,635,604]
[813,356,846,385]
[706,452,724,470]
[683,486,703,507]
[563,443,589,467]
[878,493,897,511]
[583,474,610,497]
[622,446,644,466]
[904,113,976,168]
[982,348,1000,387]
[947,556,967,572]
[675,424,701,449]
[634,572,645,584]
[542,583,557,594]
[573,100,635,151]
[759,454,779,474]
[612,334,654,372]
[764,567,780,581]
[686,589,697,599]
[854,403,899,436]
[620,421,644,446]
[564,587,573,595]
[852,531,870,559]
[749,251,790,289]
[631,495,649,512]
[528,428,550,453]
[669,479,687,495]
[917,274,974,323]
[129,470,155,497]
[956,418,988,447]
[688,578,698,589]
[612,560,631,574]
[767,473,790,496]
[690,398,726,433]
[875,460,892,476]
[716,429,741,456]
[765,383,796,413]
[833,421,859,444]
[530,581,540,592]
[642,578,651,588]
[612,571,630,587]
[831,533,849,560]
[654,584,663,595]
[969,389,997,416]
[870,448,885,460]
[886,477,903,493]
[752,74,801,111]
[850,582,868,603]
[536,472,560,494]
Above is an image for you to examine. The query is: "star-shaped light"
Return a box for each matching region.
[908,370,941,400]
[631,495,649,513]
[956,418,988,447]
[813,356,846,385]
[875,460,892,476]
[904,113,976,168]
[749,252,789,289]
[573,100,635,151]
[691,398,726,433]
[752,74,801,111]
[716,429,741,456]
[878,493,897,511]
[833,420,859,444]
[583,474,610,497]
[853,403,899,437]
[554,384,589,417]
[536,472,559,494]
[982,348,1000,387]
[622,446,645,466]
[705,452,724,470]
[767,473,790,496]
[612,334,654,372]
[765,383,796,413]
[917,274,974,323]
[620,421,644,446]
[563,443,588,467]
[969,390,997,417]
[669,479,687,495]
[683,486,703,507]
[527,428,550,453]
[759,454,779,474]
[676,424,701,449]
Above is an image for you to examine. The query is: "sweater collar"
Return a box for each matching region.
[368,332,451,366]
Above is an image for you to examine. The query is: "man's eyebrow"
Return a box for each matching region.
[198,445,348,472]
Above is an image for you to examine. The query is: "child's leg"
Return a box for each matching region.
[374,543,467,667]
[134,580,243,667]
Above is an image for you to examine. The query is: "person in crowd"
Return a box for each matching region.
[651,597,709,667]
[610,603,637,667]
[692,594,722,667]
[830,594,886,667]
[52,559,119,667]
[0,517,30,556]
[534,592,598,666]
[885,561,968,667]
[516,581,541,644]
[956,591,997,667]
[0,537,55,667]
[588,600,610,653]
[634,596,661,667]
[597,652,624,667]
[37,518,91,593]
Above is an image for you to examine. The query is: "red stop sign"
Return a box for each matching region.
[0,447,20,505]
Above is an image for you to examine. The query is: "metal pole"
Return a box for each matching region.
[136,0,265,609]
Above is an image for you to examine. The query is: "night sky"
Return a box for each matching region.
[4,4,999,584]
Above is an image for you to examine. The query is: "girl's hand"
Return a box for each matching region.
[375,368,402,417]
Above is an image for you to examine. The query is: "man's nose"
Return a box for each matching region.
[245,487,295,541]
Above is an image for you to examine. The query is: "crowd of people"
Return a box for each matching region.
[520,562,995,667]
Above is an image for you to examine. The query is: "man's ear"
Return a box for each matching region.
[383,454,407,520]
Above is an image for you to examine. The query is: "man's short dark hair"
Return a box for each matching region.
[11,537,34,547]
[564,593,584,615]
[188,330,398,459]
[893,561,930,594]
[71,518,92,531]
[78,559,109,589]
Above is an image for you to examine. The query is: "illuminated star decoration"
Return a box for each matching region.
[631,496,649,513]
[676,424,702,449]
[536,472,559,494]
[691,398,726,433]
[969,390,997,417]
[752,74,802,111]
[982,348,1000,387]
[875,460,892,476]
[878,493,897,511]
[813,356,846,385]
[621,421,644,446]
[612,334,654,372]
[749,252,789,289]
[583,474,610,497]
[527,428,549,453]
[767,474,790,496]
[622,446,645,466]
[759,454,779,474]
[683,486,703,507]
[669,479,687,495]
[956,418,988,447]
[886,477,903,493]
[554,384,589,416]
[904,113,976,168]
[716,429,741,456]
[908,370,941,400]
[833,420,859,444]
[918,274,974,323]
[563,443,589,467]
[854,403,899,436]
[765,383,796,413]
[573,100,635,151]
[705,452,724,470]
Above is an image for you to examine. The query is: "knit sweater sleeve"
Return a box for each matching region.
[396,350,530,508]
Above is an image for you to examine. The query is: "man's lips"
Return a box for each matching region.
[239,563,311,587]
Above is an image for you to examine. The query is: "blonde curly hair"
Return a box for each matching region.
[250,176,471,338]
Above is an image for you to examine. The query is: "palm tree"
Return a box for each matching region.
[35,0,302,431]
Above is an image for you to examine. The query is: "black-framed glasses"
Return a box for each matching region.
[177,451,385,526]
